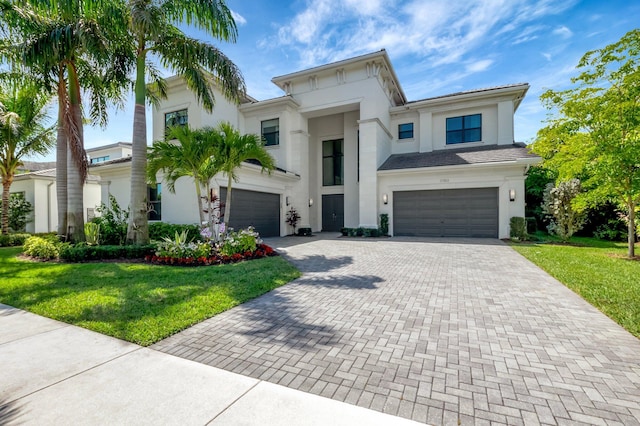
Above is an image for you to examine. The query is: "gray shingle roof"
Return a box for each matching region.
[378,143,540,171]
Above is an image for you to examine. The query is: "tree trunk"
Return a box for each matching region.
[628,200,636,258]
[65,67,85,243]
[1,178,11,235]
[127,103,150,245]
[194,180,205,225]
[224,173,232,227]
[56,77,68,237]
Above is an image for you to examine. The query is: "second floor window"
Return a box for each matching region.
[398,123,414,139]
[323,139,344,186]
[261,118,279,146]
[446,114,481,144]
[90,155,109,164]
[165,109,188,137]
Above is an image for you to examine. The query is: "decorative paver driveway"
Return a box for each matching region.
[153,236,640,425]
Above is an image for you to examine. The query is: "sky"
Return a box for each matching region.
[29,0,640,161]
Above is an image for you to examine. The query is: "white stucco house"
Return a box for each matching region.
[90,49,540,238]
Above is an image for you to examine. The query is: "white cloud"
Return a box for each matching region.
[552,25,573,38]
[466,59,494,73]
[231,10,247,26]
[542,52,552,61]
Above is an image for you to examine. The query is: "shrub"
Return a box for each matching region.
[285,207,300,235]
[379,214,389,236]
[93,195,129,245]
[0,233,30,247]
[59,244,155,262]
[341,227,382,237]
[148,222,202,242]
[85,222,100,246]
[154,231,211,260]
[510,217,528,241]
[594,218,628,241]
[23,236,62,260]
[8,193,33,232]
[218,227,261,256]
[525,217,538,234]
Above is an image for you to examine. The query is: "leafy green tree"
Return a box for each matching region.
[1,0,131,242]
[147,126,220,225]
[0,73,55,234]
[8,192,33,232]
[212,122,275,227]
[125,0,246,245]
[532,29,640,257]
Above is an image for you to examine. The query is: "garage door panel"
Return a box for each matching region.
[220,187,280,237]
[393,188,498,238]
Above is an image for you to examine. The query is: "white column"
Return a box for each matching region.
[357,120,379,228]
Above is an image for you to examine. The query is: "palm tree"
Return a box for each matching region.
[125,0,246,245]
[212,122,275,227]
[147,125,220,225]
[0,73,55,234]
[1,0,131,242]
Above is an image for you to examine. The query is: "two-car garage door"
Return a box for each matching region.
[393,188,498,238]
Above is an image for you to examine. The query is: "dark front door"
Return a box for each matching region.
[220,187,280,237]
[322,194,344,232]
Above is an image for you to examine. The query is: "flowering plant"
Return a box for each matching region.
[217,226,262,256]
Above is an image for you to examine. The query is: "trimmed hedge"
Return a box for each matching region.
[148,222,202,242]
[340,227,381,237]
[59,244,156,262]
[0,233,31,247]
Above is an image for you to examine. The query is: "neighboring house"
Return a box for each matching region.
[10,169,101,233]
[91,49,540,238]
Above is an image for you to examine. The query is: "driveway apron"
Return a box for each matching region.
[152,236,640,425]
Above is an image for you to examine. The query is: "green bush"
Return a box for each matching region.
[23,236,63,260]
[342,227,382,237]
[8,193,33,232]
[149,222,202,242]
[594,219,627,241]
[510,217,528,241]
[0,233,31,247]
[379,214,389,236]
[93,195,129,245]
[525,217,538,234]
[218,227,260,256]
[59,244,155,262]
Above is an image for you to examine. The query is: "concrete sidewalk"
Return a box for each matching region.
[0,304,421,425]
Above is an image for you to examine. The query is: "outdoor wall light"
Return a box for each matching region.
[382,193,388,204]
[509,189,516,202]
[286,196,290,206]
[309,198,314,207]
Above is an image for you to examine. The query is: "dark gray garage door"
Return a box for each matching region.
[393,188,498,237]
[220,187,280,237]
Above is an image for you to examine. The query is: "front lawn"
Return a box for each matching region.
[0,247,300,346]
[511,237,640,338]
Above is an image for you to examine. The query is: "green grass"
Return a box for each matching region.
[510,237,640,338]
[0,247,300,346]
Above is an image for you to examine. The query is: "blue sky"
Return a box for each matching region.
[31,0,639,161]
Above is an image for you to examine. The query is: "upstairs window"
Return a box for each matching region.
[90,155,110,164]
[261,118,279,146]
[322,139,344,186]
[446,114,481,144]
[165,109,188,137]
[398,123,414,139]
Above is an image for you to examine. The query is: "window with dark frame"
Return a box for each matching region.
[164,109,188,137]
[446,114,481,144]
[322,139,344,186]
[261,118,279,146]
[147,184,161,221]
[398,123,414,139]
[90,155,110,164]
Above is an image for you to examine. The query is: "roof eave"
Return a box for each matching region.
[378,157,539,175]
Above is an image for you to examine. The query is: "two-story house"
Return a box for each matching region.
[91,49,540,238]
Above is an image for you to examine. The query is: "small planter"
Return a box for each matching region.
[297,227,312,236]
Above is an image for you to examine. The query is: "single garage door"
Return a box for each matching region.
[393,188,498,237]
[220,187,280,237]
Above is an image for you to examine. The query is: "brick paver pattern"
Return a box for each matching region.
[152,236,640,425]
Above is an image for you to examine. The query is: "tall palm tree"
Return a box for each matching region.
[0,0,131,242]
[0,73,55,234]
[125,0,246,245]
[212,122,275,226]
[147,125,220,225]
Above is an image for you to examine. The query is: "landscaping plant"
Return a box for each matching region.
[286,207,300,235]
[7,193,33,232]
[542,179,585,242]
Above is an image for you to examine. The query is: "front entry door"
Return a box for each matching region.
[322,194,344,232]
